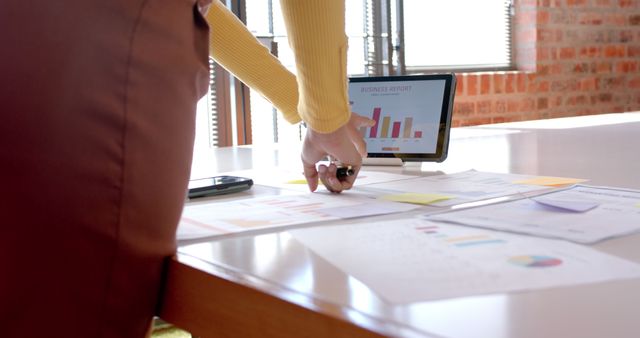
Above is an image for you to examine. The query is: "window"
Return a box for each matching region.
[196,0,513,149]
[403,0,513,72]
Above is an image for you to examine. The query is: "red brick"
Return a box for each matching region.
[495,100,507,114]
[494,74,505,94]
[537,0,551,7]
[477,101,493,114]
[467,75,478,96]
[538,64,550,76]
[455,75,464,96]
[629,46,640,58]
[537,28,559,42]
[455,102,476,116]
[517,73,527,93]
[553,96,563,107]
[619,0,634,8]
[615,61,639,73]
[568,79,580,91]
[593,62,612,74]
[520,98,536,112]
[567,95,588,106]
[537,47,550,61]
[551,80,567,92]
[559,47,576,59]
[604,45,626,57]
[629,77,640,89]
[578,30,605,44]
[578,13,603,25]
[579,46,600,58]
[537,97,549,109]
[537,10,550,24]
[459,118,492,127]
[595,0,611,6]
[505,74,516,93]
[480,75,491,95]
[630,15,640,25]
[602,76,626,90]
[597,93,613,103]
[567,0,587,6]
[538,81,550,92]
[573,63,589,73]
[604,13,626,25]
[507,100,520,113]
[580,78,599,91]
[620,30,634,43]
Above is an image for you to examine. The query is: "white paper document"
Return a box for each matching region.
[290,218,640,303]
[220,168,417,192]
[428,185,640,244]
[362,170,584,207]
[177,192,418,242]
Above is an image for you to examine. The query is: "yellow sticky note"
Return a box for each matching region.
[380,193,453,205]
[285,178,308,184]
[514,176,587,187]
[635,202,640,208]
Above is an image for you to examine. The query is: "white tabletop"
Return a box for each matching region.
[171,112,640,338]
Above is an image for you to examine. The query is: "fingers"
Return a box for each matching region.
[318,163,357,193]
[302,160,319,192]
[347,125,367,157]
[351,112,376,128]
[347,113,375,157]
[301,116,373,193]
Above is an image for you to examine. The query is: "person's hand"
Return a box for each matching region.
[301,113,375,193]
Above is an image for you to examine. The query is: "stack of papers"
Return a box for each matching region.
[428,185,640,244]
[362,170,586,207]
[291,217,640,303]
[177,192,417,243]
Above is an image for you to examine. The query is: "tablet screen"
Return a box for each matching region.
[349,74,456,162]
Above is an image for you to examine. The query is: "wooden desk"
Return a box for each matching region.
[160,113,640,338]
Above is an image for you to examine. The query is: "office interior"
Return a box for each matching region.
[151,1,640,337]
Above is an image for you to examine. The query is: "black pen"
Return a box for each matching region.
[336,166,355,181]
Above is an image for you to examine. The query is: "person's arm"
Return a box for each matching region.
[280,0,373,192]
[205,1,300,124]
[279,0,350,133]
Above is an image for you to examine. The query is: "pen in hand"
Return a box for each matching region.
[336,165,355,181]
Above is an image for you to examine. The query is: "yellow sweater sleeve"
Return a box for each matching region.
[279,0,351,133]
[205,1,301,125]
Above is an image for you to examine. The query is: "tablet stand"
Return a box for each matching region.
[362,158,404,166]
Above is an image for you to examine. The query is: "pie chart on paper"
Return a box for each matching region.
[508,255,563,268]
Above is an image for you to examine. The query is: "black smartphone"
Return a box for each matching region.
[187,176,253,199]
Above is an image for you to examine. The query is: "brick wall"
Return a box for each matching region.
[452,0,640,126]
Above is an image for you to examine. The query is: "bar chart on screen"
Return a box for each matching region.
[365,107,425,139]
[359,108,430,153]
[357,106,436,152]
[349,79,445,154]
